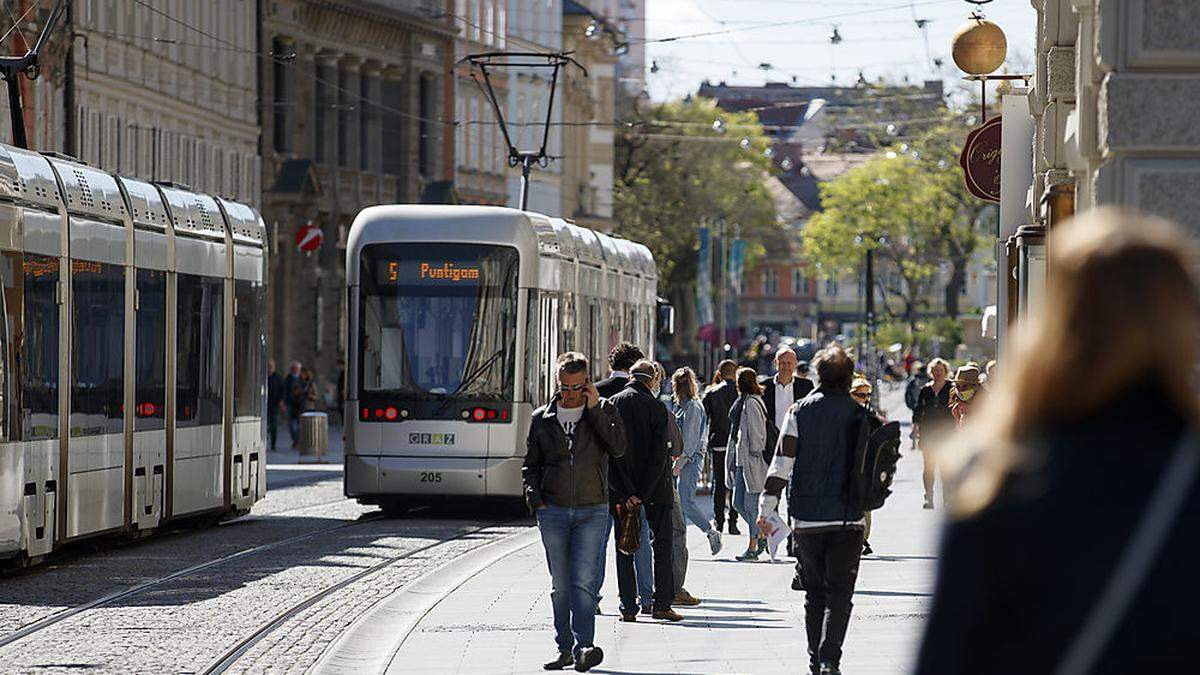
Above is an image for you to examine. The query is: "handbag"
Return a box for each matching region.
[616,502,642,555]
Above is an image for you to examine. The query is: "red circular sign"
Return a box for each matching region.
[295,222,324,252]
[959,116,1002,203]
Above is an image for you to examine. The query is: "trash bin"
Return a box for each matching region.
[299,411,328,460]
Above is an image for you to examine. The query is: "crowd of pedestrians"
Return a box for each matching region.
[264,359,333,451]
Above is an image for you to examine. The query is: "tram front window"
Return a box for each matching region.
[358,243,518,413]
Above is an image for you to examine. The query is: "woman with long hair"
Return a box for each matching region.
[673,367,722,555]
[914,357,953,509]
[727,367,769,561]
[916,208,1200,674]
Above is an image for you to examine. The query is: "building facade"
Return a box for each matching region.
[452,0,509,205]
[503,0,563,214]
[259,0,455,399]
[561,0,618,231]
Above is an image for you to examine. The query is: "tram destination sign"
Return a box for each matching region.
[377,259,483,286]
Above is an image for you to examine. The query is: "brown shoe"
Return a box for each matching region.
[672,590,701,606]
[652,608,684,622]
[619,613,637,622]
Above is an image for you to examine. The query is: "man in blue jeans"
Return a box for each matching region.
[523,352,626,672]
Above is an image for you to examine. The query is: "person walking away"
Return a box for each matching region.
[850,377,886,557]
[949,363,982,427]
[758,345,867,675]
[916,208,1200,674]
[702,360,741,534]
[727,367,769,561]
[904,362,929,413]
[913,358,953,509]
[762,346,816,434]
[284,361,303,449]
[672,367,722,555]
[608,360,683,622]
[595,342,643,398]
[266,359,283,451]
[523,352,626,672]
[591,341,645,615]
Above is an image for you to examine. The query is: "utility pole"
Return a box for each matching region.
[716,219,728,364]
[864,246,876,390]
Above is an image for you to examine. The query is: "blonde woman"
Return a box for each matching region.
[916,209,1200,674]
[672,367,722,555]
[913,357,953,509]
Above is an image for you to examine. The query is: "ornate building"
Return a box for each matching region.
[259,0,455,399]
[561,0,618,231]
[452,0,509,205]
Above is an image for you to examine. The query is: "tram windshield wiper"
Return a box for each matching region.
[432,347,507,415]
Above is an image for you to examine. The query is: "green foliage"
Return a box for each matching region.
[873,317,964,355]
[613,98,781,291]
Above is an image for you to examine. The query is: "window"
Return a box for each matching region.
[418,74,435,178]
[71,260,125,437]
[233,280,266,418]
[135,269,167,432]
[337,68,352,167]
[824,277,838,297]
[792,268,807,295]
[176,274,223,428]
[763,268,779,296]
[272,38,290,153]
[360,74,373,171]
[21,255,59,441]
[381,80,405,175]
[315,64,331,162]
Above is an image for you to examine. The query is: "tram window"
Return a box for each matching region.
[177,273,224,428]
[0,251,18,441]
[523,290,540,405]
[21,254,59,441]
[70,260,125,437]
[135,269,167,432]
[233,279,265,418]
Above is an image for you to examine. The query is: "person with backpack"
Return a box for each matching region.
[904,361,928,412]
[757,345,871,675]
[727,367,771,562]
[851,376,886,557]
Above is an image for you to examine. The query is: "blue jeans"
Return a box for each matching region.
[594,512,651,609]
[536,504,610,653]
[732,466,761,537]
[677,459,712,533]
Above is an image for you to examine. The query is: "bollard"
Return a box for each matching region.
[299,411,329,463]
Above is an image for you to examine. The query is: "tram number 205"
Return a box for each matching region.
[419,472,443,483]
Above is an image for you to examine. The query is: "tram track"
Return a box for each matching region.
[201,519,519,675]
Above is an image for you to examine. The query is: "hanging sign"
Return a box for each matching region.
[959,115,1002,203]
[295,221,324,253]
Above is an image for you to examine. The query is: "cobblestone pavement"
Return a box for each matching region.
[0,460,534,674]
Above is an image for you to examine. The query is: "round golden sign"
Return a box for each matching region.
[951,17,1007,75]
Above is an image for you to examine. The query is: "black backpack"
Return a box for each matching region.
[845,411,902,512]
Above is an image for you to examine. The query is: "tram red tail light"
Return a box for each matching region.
[384,406,398,421]
[472,407,486,422]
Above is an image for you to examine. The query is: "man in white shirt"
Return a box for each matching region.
[762,346,814,432]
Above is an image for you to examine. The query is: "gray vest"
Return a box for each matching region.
[787,389,865,523]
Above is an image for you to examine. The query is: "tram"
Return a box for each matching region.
[345,206,658,511]
[0,143,268,564]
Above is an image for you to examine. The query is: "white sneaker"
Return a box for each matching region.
[707,529,723,555]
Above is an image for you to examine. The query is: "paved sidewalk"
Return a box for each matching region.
[388,387,942,674]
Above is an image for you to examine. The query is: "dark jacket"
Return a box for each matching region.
[761,375,815,429]
[609,379,673,505]
[595,373,629,399]
[904,373,929,410]
[702,379,738,450]
[284,373,303,417]
[267,372,284,410]
[913,381,954,436]
[522,397,626,510]
[788,387,866,525]
[916,388,1199,675]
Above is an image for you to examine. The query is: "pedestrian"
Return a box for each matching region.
[335,358,346,425]
[702,360,741,535]
[913,358,953,509]
[762,345,816,433]
[608,359,683,622]
[671,367,722,555]
[948,363,982,427]
[850,376,885,557]
[592,341,646,615]
[758,345,867,675]
[904,361,928,412]
[266,359,284,451]
[915,208,1200,674]
[656,362,700,608]
[284,361,303,448]
[299,367,318,413]
[523,352,626,672]
[727,367,769,561]
[595,342,643,398]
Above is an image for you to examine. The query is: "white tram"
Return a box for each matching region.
[0,143,267,564]
[345,206,657,509]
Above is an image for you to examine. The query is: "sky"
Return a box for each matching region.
[643,0,1038,102]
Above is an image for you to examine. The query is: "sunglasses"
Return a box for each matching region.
[852,392,870,401]
[559,382,589,392]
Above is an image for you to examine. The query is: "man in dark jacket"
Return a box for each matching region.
[761,346,816,433]
[595,342,643,398]
[523,352,626,672]
[758,345,866,675]
[608,360,683,622]
[283,361,303,449]
[701,359,740,533]
[266,359,284,451]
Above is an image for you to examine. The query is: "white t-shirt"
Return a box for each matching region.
[779,405,866,530]
[773,375,795,430]
[557,405,585,449]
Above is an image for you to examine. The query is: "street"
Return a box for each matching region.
[0,391,939,674]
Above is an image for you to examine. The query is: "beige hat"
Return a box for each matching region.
[850,377,872,393]
[952,364,982,389]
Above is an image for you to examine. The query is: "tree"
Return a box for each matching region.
[614,98,781,352]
